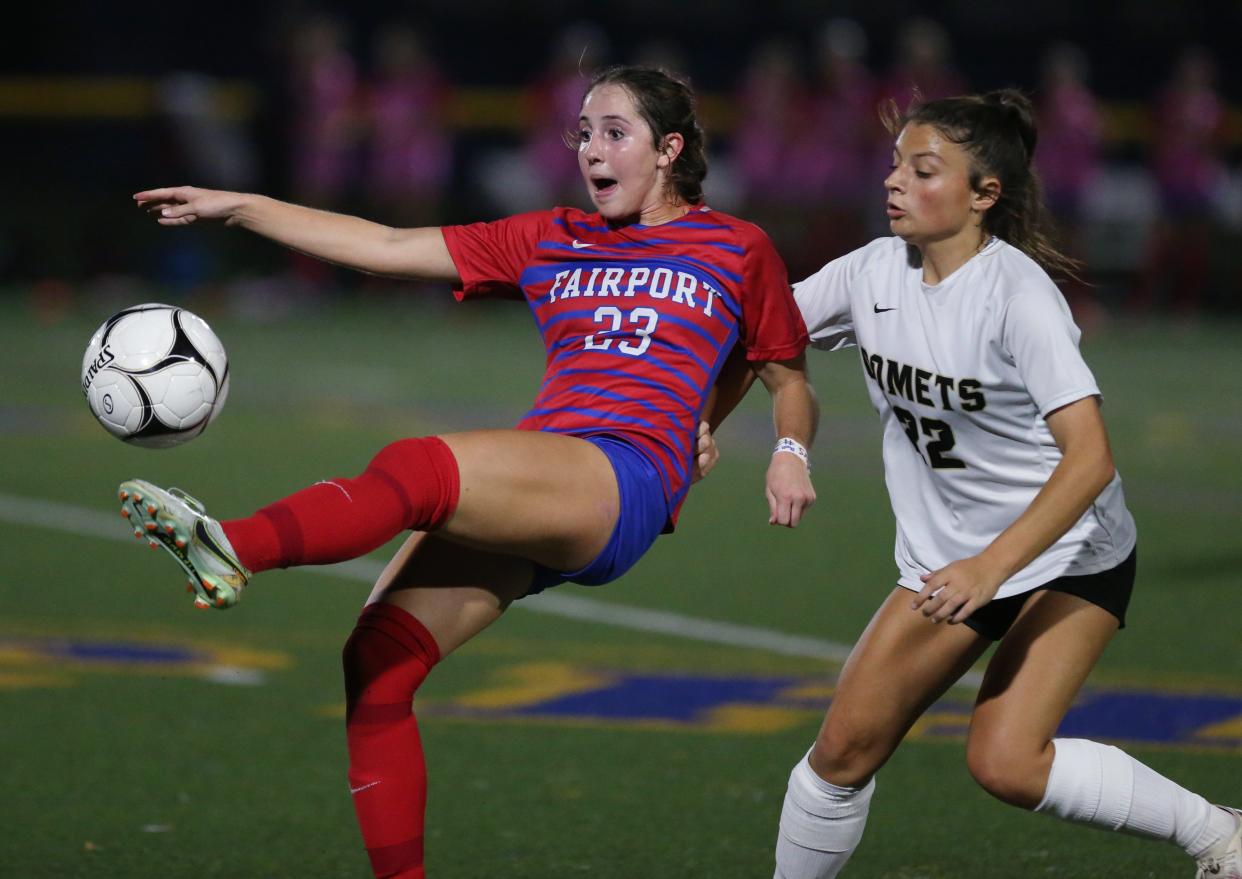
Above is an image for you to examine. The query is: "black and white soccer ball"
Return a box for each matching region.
[81,303,230,448]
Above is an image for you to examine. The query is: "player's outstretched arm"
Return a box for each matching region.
[756,354,818,527]
[133,186,460,282]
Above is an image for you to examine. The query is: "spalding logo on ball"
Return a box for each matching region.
[82,303,229,447]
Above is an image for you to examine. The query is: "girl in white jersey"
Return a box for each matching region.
[758,90,1241,878]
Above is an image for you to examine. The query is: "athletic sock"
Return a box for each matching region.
[343,603,441,879]
[1036,737,1237,857]
[774,752,875,879]
[221,436,460,573]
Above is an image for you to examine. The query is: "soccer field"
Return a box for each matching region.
[1,293,1239,878]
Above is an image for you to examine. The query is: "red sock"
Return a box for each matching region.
[221,436,459,573]
[343,603,441,879]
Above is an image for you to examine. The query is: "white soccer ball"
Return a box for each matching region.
[81,303,230,448]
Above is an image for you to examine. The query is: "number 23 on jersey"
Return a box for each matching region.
[584,306,660,356]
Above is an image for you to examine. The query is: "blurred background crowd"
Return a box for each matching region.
[4,0,1242,323]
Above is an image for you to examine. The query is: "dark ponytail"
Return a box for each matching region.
[580,65,708,205]
[883,88,1081,279]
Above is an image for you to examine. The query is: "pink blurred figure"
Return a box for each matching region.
[795,19,877,207]
[1139,47,1226,317]
[732,38,810,206]
[364,22,452,226]
[524,22,610,206]
[783,19,878,277]
[1035,44,1103,220]
[287,13,361,207]
[878,17,966,112]
[1152,47,1225,216]
[1034,44,1105,329]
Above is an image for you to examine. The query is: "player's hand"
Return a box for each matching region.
[690,421,719,484]
[133,186,247,226]
[911,555,1007,624]
[765,453,815,527]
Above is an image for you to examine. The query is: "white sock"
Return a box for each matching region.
[774,752,875,879]
[1036,737,1236,858]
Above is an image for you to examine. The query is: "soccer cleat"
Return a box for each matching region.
[1196,807,1242,879]
[117,479,250,609]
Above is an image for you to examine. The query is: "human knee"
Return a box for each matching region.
[367,436,445,473]
[965,734,1047,809]
[342,604,440,712]
[341,623,392,694]
[810,718,890,788]
[365,437,460,532]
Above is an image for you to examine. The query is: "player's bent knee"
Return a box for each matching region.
[812,723,890,787]
[342,604,441,714]
[341,622,398,706]
[364,436,461,533]
[965,737,1045,809]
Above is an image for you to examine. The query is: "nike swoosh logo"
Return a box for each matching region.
[350,780,381,795]
[194,520,242,572]
[571,240,595,249]
[873,304,897,313]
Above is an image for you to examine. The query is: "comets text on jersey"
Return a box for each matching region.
[859,346,987,412]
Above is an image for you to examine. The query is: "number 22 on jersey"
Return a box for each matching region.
[893,404,966,469]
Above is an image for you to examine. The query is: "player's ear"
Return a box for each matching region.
[657,133,684,169]
[972,175,1001,213]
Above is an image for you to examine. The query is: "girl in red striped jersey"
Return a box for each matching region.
[119,65,816,879]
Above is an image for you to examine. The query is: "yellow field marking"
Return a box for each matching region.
[0,646,41,665]
[202,645,292,671]
[704,704,825,733]
[315,661,621,720]
[775,681,835,702]
[454,662,615,709]
[0,670,72,689]
[907,711,972,740]
[0,633,290,685]
[1195,714,1242,742]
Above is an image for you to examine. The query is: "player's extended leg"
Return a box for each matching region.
[342,531,534,879]
[775,588,992,879]
[119,429,622,608]
[227,429,620,574]
[965,590,1242,876]
[432,429,621,570]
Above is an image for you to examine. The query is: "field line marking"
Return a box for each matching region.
[0,492,981,687]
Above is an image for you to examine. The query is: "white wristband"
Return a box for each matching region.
[773,436,810,470]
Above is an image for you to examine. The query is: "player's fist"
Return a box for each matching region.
[691,421,719,483]
[765,453,815,528]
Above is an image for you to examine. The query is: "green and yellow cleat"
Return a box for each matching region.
[118,479,250,609]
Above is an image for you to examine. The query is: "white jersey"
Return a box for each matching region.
[795,236,1136,599]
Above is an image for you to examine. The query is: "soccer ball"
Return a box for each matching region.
[81,303,230,448]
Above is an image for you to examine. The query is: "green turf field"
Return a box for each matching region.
[1,291,1239,878]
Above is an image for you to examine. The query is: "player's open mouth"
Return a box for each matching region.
[592,178,618,196]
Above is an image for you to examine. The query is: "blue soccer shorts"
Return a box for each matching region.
[526,434,670,595]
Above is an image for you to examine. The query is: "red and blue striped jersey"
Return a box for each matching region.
[441,205,808,526]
